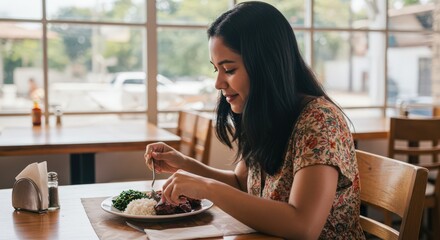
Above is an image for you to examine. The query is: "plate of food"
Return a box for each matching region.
[100,189,213,221]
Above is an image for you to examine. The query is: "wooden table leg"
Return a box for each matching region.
[70,153,95,184]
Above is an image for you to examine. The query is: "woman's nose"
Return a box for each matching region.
[214,73,227,90]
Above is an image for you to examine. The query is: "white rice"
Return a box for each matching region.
[124,198,157,215]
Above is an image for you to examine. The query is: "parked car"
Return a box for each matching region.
[109,72,216,110]
[110,72,174,88]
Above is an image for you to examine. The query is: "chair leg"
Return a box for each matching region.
[431,206,440,240]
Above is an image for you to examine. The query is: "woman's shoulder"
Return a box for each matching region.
[293,96,351,140]
[299,96,344,122]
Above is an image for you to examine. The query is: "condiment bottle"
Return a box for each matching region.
[48,172,60,210]
[55,106,62,126]
[399,101,409,117]
[31,101,42,126]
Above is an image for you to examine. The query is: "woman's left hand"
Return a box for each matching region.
[161,170,213,205]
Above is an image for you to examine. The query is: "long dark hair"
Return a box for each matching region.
[208,1,333,175]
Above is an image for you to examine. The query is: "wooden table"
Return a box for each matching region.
[350,117,389,140]
[0,180,279,240]
[0,121,180,184]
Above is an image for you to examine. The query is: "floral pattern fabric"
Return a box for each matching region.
[247,97,365,239]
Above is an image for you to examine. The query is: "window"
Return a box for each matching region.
[418,57,431,96]
[1,0,439,126]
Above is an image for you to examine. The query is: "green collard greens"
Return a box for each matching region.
[112,189,147,211]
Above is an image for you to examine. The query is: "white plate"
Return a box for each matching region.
[101,195,213,221]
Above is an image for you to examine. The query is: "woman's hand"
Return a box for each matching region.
[144,142,189,173]
[161,170,214,204]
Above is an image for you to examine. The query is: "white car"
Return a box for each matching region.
[110,72,174,88]
[110,72,216,110]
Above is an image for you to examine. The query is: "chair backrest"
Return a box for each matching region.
[388,117,440,163]
[177,110,198,158]
[176,110,213,165]
[193,112,213,165]
[356,150,428,240]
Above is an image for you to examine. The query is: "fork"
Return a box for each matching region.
[148,149,159,200]
[151,152,156,189]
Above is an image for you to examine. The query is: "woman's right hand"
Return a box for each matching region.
[144,142,189,173]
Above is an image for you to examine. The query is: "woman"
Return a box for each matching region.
[145,2,364,239]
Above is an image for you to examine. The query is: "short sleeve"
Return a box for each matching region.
[291,99,356,190]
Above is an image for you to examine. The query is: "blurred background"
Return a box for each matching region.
[0,0,439,126]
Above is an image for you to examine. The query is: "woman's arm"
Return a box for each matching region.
[179,159,248,192]
[216,165,338,239]
[162,164,338,240]
[146,142,248,191]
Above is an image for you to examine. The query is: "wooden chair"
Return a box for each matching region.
[192,112,212,165]
[176,110,198,158]
[357,150,428,240]
[387,117,440,239]
[176,110,213,165]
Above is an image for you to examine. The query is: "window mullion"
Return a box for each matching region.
[42,0,49,124]
[146,0,158,124]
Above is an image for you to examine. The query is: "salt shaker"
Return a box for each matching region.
[48,172,60,210]
[55,106,62,126]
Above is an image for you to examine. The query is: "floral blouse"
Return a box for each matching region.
[247,97,365,239]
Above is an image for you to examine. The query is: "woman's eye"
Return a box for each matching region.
[225,69,236,74]
[213,68,218,73]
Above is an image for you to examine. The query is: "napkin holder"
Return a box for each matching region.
[12,178,47,213]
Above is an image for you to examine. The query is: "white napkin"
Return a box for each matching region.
[145,225,223,240]
[15,161,49,209]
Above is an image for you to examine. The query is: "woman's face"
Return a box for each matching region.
[209,37,250,114]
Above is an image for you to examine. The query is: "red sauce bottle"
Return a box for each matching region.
[32,101,42,126]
